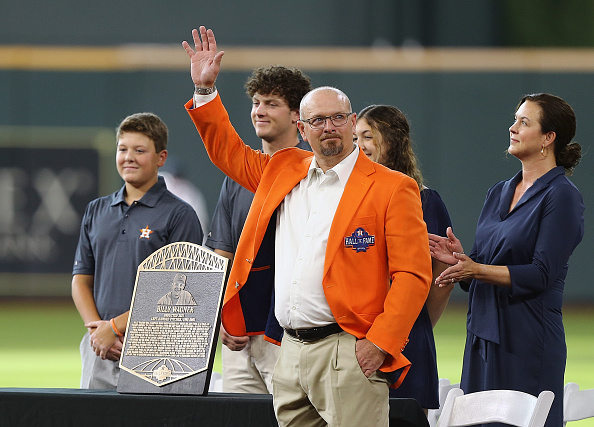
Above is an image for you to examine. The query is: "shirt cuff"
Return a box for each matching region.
[372,342,387,354]
[192,90,218,109]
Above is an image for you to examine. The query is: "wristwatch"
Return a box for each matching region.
[194,85,216,95]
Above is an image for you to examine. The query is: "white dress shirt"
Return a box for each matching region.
[274,145,359,330]
[193,91,218,108]
[193,91,360,330]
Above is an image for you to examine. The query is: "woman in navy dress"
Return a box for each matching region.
[356,104,453,413]
[429,93,584,427]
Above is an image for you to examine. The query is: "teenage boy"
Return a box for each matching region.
[72,112,203,389]
[206,65,311,393]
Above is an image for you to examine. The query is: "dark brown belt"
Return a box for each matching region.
[284,323,343,342]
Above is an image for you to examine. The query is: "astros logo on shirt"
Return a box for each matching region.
[140,225,153,239]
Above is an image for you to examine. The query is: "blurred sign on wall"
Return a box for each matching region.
[0,147,98,273]
[0,126,117,296]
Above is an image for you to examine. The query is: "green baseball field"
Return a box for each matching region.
[1,300,592,425]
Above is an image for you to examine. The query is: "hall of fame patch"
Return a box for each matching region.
[344,227,375,252]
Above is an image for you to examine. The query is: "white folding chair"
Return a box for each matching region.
[563,382,594,425]
[437,388,555,427]
[428,378,461,427]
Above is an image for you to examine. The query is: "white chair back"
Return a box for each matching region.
[563,382,594,425]
[428,378,460,427]
[437,388,554,427]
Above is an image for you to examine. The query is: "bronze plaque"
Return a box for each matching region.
[117,242,228,395]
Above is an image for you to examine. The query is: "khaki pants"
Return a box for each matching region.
[273,331,389,427]
[79,331,119,389]
[222,334,280,394]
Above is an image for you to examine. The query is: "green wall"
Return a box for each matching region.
[1,0,592,300]
[0,68,591,301]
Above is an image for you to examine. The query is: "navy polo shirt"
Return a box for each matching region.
[73,176,203,319]
[205,176,254,254]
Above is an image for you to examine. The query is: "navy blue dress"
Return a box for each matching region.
[461,166,584,427]
[389,188,452,409]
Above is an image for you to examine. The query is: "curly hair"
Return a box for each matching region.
[357,105,423,189]
[517,93,581,175]
[245,65,312,111]
[116,112,168,152]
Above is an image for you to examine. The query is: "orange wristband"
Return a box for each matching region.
[110,318,124,337]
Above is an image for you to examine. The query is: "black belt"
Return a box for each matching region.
[284,323,343,342]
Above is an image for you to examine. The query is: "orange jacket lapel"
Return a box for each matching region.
[324,154,375,277]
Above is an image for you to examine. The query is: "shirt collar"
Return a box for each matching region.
[110,175,168,207]
[538,165,565,184]
[307,144,359,186]
[506,165,566,195]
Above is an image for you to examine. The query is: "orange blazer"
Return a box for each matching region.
[186,95,432,384]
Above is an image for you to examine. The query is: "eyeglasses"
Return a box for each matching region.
[299,113,353,129]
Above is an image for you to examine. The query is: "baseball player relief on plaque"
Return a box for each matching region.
[117,242,229,395]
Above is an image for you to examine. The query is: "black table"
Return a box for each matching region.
[0,388,429,427]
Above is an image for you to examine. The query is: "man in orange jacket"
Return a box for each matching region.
[183,26,432,427]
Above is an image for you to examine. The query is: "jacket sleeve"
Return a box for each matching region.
[366,174,432,368]
[185,95,270,192]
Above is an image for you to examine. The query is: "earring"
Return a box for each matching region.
[541,145,548,157]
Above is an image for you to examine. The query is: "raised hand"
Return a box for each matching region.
[182,26,225,88]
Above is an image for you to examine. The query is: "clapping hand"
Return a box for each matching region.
[428,227,463,266]
[429,227,478,287]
